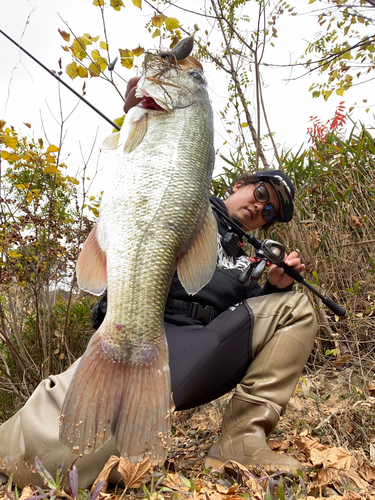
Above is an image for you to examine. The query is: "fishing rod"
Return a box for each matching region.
[0,29,121,131]
[210,200,348,318]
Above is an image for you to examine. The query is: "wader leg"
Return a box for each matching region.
[0,359,122,489]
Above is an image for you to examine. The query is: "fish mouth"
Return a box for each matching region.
[138,96,166,112]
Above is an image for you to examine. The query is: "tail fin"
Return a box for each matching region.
[59,332,171,465]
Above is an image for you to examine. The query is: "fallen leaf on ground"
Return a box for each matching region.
[20,486,35,500]
[117,456,152,489]
[91,455,120,494]
[296,436,356,470]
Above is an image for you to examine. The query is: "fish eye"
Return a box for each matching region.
[188,70,205,84]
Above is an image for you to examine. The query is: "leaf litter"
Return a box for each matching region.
[2,367,375,499]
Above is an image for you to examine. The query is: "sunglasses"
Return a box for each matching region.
[253,183,279,223]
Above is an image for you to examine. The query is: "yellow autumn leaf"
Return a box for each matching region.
[119,48,134,69]
[8,250,22,258]
[66,62,79,80]
[47,144,60,153]
[31,189,40,197]
[132,45,145,57]
[152,28,160,38]
[342,51,353,60]
[152,13,166,27]
[92,49,100,61]
[89,61,100,77]
[110,0,124,11]
[336,88,345,96]
[44,165,59,174]
[0,120,6,130]
[241,122,248,128]
[132,0,142,8]
[15,183,30,189]
[89,57,108,76]
[66,175,80,185]
[100,41,107,50]
[165,17,181,31]
[2,136,18,150]
[89,34,99,42]
[70,37,87,60]
[26,192,33,203]
[23,122,32,128]
[45,154,56,164]
[58,29,70,42]
[114,115,125,130]
[93,0,104,5]
[5,153,21,161]
[77,65,88,78]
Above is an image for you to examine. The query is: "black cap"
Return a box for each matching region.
[252,170,295,222]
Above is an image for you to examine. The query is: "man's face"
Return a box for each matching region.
[224,181,280,231]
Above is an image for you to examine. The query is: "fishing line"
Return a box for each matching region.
[0,29,121,131]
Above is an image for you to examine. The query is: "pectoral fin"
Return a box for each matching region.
[177,204,218,295]
[101,132,121,150]
[76,226,107,295]
[123,110,148,154]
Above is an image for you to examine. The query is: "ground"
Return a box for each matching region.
[1,364,375,500]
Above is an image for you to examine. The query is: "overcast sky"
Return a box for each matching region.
[1,0,373,197]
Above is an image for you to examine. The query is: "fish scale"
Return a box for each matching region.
[60,56,218,464]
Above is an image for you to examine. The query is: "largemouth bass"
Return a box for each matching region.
[59,56,218,465]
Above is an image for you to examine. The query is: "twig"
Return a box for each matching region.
[316,408,345,430]
[340,239,375,247]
